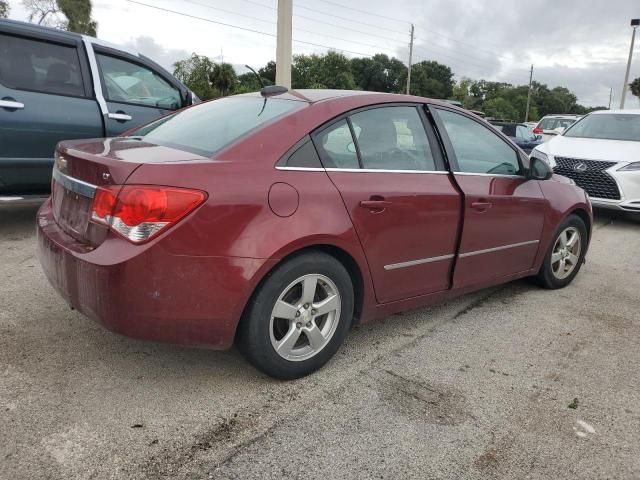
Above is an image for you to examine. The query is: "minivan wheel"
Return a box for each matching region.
[237,252,354,380]
[535,214,588,289]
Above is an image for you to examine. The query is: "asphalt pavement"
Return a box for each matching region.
[1,204,639,479]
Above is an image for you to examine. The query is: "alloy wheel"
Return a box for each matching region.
[550,226,582,280]
[269,274,342,362]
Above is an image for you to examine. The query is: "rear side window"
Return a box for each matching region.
[435,109,521,176]
[96,54,181,110]
[314,119,360,169]
[0,33,84,97]
[133,96,304,156]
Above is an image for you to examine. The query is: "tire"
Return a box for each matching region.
[535,214,588,289]
[237,252,354,380]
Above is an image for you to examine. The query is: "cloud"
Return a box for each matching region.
[122,36,190,71]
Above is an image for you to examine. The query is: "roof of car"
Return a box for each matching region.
[590,109,640,115]
[0,18,82,40]
[241,89,456,107]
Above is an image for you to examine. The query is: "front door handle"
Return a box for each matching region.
[108,112,132,122]
[359,199,392,211]
[471,201,493,211]
[0,98,25,110]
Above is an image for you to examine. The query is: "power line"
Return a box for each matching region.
[125,0,376,58]
[294,3,409,37]
[311,0,411,26]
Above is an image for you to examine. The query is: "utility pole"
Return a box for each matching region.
[275,0,292,88]
[620,19,639,109]
[406,23,414,95]
[525,64,534,122]
[609,87,613,109]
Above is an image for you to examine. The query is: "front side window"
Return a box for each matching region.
[0,33,84,97]
[349,106,436,171]
[435,109,521,176]
[314,119,360,169]
[96,54,181,109]
[131,96,304,156]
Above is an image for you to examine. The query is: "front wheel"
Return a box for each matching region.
[237,252,354,379]
[535,214,588,289]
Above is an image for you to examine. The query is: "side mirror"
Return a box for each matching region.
[535,134,543,141]
[346,142,356,154]
[528,156,553,180]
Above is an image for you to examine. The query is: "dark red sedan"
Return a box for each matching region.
[37,89,592,379]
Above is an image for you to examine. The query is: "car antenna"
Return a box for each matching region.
[244,65,265,89]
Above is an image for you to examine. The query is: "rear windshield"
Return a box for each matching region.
[131,96,305,156]
[564,114,640,142]
[538,117,576,130]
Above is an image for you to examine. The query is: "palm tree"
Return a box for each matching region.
[210,63,237,97]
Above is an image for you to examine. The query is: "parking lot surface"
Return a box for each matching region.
[1,205,639,479]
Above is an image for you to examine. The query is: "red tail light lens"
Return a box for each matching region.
[91,185,206,243]
[533,127,543,134]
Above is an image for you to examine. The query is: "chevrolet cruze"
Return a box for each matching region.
[37,89,592,379]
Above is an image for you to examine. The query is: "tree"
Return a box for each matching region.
[58,0,97,36]
[23,0,97,35]
[483,97,518,121]
[258,61,276,84]
[405,61,454,99]
[290,52,356,90]
[209,62,237,97]
[630,78,640,103]
[351,54,406,93]
[173,53,217,100]
[0,1,10,18]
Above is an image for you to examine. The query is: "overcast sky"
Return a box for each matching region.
[6,0,640,107]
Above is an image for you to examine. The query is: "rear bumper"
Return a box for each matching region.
[36,199,276,349]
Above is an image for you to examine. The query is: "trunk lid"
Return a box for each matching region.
[51,137,208,246]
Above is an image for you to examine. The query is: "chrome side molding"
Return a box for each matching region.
[384,254,455,271]
[459,240,539,258]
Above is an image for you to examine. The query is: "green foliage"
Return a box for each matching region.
[630,78,640,98]
[406,61,454,99]
[57,0,96,35]
[169,50,590,119]
[0,1,10,18]
[173,54,217,100]
[210,62,237,97]
[351,54,406,93]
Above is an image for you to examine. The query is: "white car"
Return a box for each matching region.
[533,114,582,142]
[530,110,640,214]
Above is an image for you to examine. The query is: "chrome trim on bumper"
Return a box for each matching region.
[384,254,455,271]
[52,168,97,199]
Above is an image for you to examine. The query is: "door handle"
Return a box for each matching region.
[0,99,25,110]
[108,112,132,122]
[471,201,493,211]
[359,200,392,209]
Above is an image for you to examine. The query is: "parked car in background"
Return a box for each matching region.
[0,19,198,198]
[37,89,592,379]
[533,114,581,142]
[489,120,542,153]
[531,109,640,214]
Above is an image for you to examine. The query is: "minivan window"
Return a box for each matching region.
[96,54,181,109]
[133,96,304,156]
[0,33,84,97]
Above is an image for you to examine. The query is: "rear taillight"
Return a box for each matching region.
[91,185,206,243]
[533,127,543,134]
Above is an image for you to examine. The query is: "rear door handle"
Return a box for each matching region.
[359,200,392,209]
[471,201,493,210]
[0,99,24,110]
[108,112,132,122]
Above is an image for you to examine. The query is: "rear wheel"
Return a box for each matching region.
[535,214,587,289]
[237,252,354,379]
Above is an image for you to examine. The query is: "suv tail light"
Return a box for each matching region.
[91,185,206,243]
[533,127,543,134]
